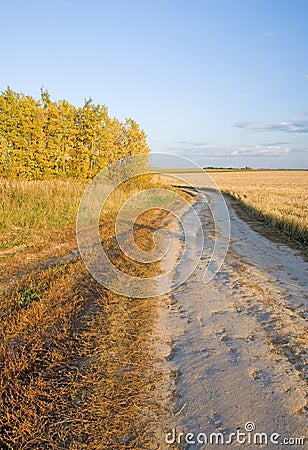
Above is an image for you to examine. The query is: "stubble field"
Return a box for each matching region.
[162,170,308,248]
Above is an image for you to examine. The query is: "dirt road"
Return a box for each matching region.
[157,188,307,449]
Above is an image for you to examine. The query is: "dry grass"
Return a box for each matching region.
[211,171,308,245]
[0,176,179,449]
[0,179,87,250]
[0,210,168,449]
[161,170,308,246]
[0,176,169,250]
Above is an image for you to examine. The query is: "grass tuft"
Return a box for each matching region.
[16,285,40,308]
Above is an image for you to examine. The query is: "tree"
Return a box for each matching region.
[0,88,150,180]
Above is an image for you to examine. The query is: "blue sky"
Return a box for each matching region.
[1,0,308,168]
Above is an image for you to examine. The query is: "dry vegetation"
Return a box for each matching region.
[162,170,308,246]
[0,212,170,450]
[0,176,169,251]
[0,178,173,449]
[3,170,306,448]
[0,179,87,250]
[211,171,308,245]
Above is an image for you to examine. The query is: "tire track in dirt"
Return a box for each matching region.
[158,189,307,449]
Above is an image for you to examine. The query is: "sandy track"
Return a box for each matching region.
[157,189,307,449]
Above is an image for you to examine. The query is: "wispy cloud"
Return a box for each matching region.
[231,145,289,157]
[289,147,308,154]
[234,116,308,133]
[172,141,209,148]
[166,145,230,158]
[166,143,291,158]
[262,32,273,38]
[305,74,308,79]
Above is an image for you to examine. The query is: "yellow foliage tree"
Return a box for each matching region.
[0,88,150,180]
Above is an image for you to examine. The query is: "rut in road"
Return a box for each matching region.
[156,189,307,449]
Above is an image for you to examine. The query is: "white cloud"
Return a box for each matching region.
[172,141,209,148]
[231,145,289,157]
[263,32,273,37]
[166,143,290,158]
[234,116,308,133]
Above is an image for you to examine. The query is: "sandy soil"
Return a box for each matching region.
[155,188,307,449]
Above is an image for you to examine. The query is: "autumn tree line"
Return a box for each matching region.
[0,88,150,180]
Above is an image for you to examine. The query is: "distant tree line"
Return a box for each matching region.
[203,166,253,171]
[0,87,149,179]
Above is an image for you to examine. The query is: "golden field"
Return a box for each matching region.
[212,170,308,245]
[161,170,308,246]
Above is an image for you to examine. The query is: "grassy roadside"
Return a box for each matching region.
[0,208,170,449]
[210,171,308,249]
[0,179,87,250]
[0,177,180,449]
[224,193,308,258]
[224,192,308,251]
[0,177,178,252]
